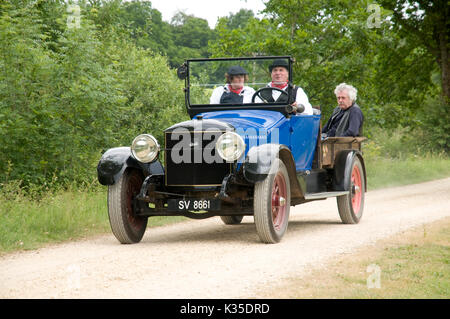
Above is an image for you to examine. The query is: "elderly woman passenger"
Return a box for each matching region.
[322,83,364,137]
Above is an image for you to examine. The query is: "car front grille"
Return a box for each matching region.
[164,131,231,186]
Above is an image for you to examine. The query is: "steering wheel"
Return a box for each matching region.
[251,87,288,103]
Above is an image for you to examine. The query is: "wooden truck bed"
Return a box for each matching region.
[320,137,367,168]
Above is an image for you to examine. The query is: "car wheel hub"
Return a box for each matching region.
[271,173,287,230]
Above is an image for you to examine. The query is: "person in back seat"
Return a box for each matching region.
[322,83,364,137]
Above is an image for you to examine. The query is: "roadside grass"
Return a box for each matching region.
[0,188,185,254]
[365,152,450,190]
[258,218,450,299]
[363,126,450,190]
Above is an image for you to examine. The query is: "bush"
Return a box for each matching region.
[418,95,450,153]
[364,126,424,160]
[0,2,186,192]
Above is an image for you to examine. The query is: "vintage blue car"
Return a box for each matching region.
[97,56,366,244]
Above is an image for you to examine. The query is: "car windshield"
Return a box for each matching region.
[186,56,293,107]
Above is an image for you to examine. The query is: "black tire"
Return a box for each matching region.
[337,156,365,224]
[108,169,148,244]
[220,215,244,225]
[254,158,290,243]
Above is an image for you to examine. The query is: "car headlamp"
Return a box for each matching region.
[131,134,160,163]
[216,132,245,162]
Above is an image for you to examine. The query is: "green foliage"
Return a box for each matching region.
[224,9,254,30]
[0,0,186,192]
[418,95,450,152]
[83,0,216,68]
[211,0,389,122]
[378,0,450,100]
[363,127,450,189]
[210,0,448,148]
[0,189,109,252]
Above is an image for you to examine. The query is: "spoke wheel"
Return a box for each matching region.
[337,156,365,224]
[271,172,288,231]
[254,159,290,243]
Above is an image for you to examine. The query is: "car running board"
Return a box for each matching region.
[304,191,349,200]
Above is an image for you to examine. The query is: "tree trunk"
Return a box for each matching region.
[439,29,450,101]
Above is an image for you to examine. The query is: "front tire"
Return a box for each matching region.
[220,215,244,225]
[254,159,290,243]
[108,169,148,244]
[337,156,365,224]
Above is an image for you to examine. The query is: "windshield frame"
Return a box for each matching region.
[182,56,295,118]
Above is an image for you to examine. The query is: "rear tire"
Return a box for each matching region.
[220,215,244,225]
[254,159,290,243]
[108,169,148,244]
[337,156,365,224]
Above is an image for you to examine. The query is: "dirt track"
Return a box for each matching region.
[1,178,449,298]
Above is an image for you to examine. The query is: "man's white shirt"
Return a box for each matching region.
[254,82,313,115]
[209,85,255,104]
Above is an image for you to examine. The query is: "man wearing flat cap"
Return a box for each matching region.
[210,65,256,104]
[255,59,313,115]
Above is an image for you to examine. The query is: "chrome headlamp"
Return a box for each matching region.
[216,132,245,162]
[131,134,160,163]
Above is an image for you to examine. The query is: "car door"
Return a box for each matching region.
[289,113,321,171]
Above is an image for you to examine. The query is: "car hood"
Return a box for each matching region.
[196,110,285,132]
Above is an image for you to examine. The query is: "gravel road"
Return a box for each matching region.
[0,178,449,299]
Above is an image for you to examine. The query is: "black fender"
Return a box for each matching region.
[243,144,304,200]
[97,147,164,185]
[332,150,367,191]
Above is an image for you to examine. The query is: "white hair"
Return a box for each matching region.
[334,83,357,102]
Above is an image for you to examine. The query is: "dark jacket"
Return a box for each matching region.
[322,103,363,137]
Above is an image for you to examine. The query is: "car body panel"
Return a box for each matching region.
[289,114,321,171]
[197,109,320,171]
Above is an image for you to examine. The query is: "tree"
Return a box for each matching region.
[210,0,446,132]
[169,12,215,66]
[379,0,449,101]
[211,0,385,121]
[84,2,216,67]
[225,8,254,29]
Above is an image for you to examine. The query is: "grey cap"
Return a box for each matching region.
[227,65,248,75]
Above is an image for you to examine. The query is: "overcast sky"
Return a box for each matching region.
[148,0,267,28]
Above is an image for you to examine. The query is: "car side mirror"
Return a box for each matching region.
[177,64,187,80]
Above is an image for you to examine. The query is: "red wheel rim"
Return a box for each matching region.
[126,172,146,231]
[351,164,362,213]
[271,172,287,231]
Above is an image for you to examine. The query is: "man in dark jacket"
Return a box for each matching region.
[322,83,363,137]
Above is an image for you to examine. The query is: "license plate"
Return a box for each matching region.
[167,199,221,211]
